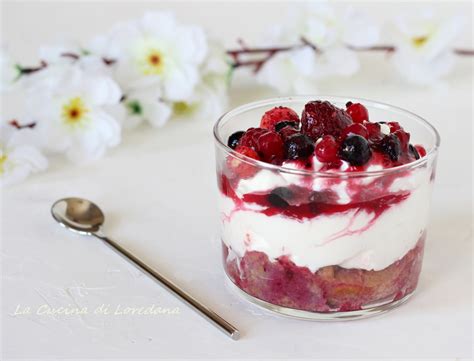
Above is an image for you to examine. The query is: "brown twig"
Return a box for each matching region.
[227,38,473,72]
[9,120,36,129]
[17,60,47,75]
[453,48,474,56]
[346,44,396,53]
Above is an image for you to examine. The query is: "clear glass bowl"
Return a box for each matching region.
[213,96,440,320]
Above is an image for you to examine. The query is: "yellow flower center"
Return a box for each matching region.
[412,36,429,48]
[173,101,197,116]
[62,97,89,125]
[142,49,165,75]
[0,153,7,175]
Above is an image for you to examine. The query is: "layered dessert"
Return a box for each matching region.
[216,99,436,314]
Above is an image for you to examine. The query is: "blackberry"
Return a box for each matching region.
[284,134,315,160]
[379,134,402,161]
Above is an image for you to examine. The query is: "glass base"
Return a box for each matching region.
[227,276,415,321]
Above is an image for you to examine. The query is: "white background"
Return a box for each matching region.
[1,1,472,359]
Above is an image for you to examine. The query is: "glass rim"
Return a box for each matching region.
[213,95,441,178]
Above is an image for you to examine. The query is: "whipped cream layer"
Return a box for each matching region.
[219,164,432,272]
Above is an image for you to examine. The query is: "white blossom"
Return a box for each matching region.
[111,87,172,129]
[257,1,379,94]
[172,39,229,122]
[0,125,48,186]
[257,47,320,94]
[23,64,122,163]
[390,10,465,85]
[89,11,208,127]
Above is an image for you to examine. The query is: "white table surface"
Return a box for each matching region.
[1,1,473,360]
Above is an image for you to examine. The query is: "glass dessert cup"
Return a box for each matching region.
[213,96,440,320]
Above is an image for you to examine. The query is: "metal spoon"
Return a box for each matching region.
[51,197,240,340]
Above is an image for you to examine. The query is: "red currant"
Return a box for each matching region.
[315,135,339,163]
[346,102,369,123]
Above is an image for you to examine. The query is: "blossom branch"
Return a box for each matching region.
[227,37,319,72]
[9,119,36,129]
[15,53,117,79]
[227,39,473,72]
[16,60,47,75]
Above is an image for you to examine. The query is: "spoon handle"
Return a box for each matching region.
[93,232,240,340]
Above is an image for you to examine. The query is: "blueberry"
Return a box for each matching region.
[275,121,299,132]
[267,187,293,208]
[339,134,372,166]
[284,134,315,160]
[379,134,401,161]
[409,144,420,160]
[309,190,337,204]
[227,131,245,149]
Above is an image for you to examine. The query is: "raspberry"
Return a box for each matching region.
[256,131,284,164]
[235,145,259,159]
[346,102,369,123]
[260,106,300,131]
[239,127,267,149]
[284,134,315,160]
[341,123,368,139]
[301,100,352,140]
[228,145,260,178]
[339,135,372,166]
[315,135,339,163]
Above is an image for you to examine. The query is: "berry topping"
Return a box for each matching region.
[393,129,410,152]
[378,134,402,161]
[364,122,383,143]
[284,134,315,160]
[260,106,300,131]
[275,120,299,132]
[223,98,424,172]
[278,125,300,141]
[256,131,284,163]
[239,127,267,149]
[268,187,293,208]
[341,123,369,139]
[388,122,402,132]
[315,135,339,163]
[301,100,352,140]
[409,144,420,160]
[227,131,244,149]
[346,102,369,123]
[235,145,259,159]
[414,144,426,157]
[228,145,260,178]
[339,134,372,166]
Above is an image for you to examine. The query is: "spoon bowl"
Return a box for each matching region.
[51,197,105,235]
